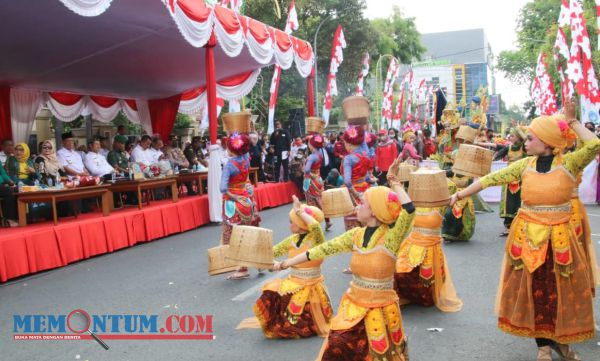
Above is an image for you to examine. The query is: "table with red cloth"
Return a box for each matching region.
[0,181,300,283]
[108,176,178,210]
[16,184,112,227]
[177,171,208,195]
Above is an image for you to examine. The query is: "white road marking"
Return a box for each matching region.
[587,213,600,217]
[231,271,289,302]
[592,234,600,237]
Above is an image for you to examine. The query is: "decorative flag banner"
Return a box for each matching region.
[221,0,243,13]
[355,52,370,96]
[414,79,427,124]
[392,71,411,131]
[322,25,346,125]
[535,53,558,115]
[286,0,299,33]
[202,97,225,130]
[381,58,400,129]
[424,85,434,124]
[553,27,575,101]
[267,0,300,134]
[567,0,600,101]
[558,0,570,27]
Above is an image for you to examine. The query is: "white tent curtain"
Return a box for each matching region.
[10,89,43,143]
[208,144,223,222]
[135,100,153,135]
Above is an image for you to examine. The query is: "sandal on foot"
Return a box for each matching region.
[550,344,581,361]
[325,222,333,231]
[342,267,352,274]
[499,231,509,237]
[537,346,552,361]
[227,272,250,280]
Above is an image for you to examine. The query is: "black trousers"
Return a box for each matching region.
[275,157,289,182]
[0,185,17,220]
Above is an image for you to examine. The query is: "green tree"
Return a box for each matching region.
[371,7,424,64]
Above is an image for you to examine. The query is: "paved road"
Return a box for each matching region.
[1,204,599,361]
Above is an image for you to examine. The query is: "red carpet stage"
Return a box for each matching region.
[0,182,301,282]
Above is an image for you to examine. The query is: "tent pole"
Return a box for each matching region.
[307,67,315,117]
[205,33,218,144]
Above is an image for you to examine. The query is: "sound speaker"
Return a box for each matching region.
[286,108,305,138]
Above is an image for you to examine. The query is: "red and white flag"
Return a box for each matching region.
[355,52,370,96]
[535,53,558,115]
[267,0,299,134]
[323,25,346,125]
[531,77,543,115]
[220,0,243,12]
[285,0,299,34]
[558,0,570,27]
[381,58,400,128]
[392,71,412,130]
[567,0,600,101]
[554,27,575,100]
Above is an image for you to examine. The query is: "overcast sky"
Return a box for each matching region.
[365,0,531,108]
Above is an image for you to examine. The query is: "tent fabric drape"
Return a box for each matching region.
[10,89,43,143]
[58,0,113,17]
[148,94,182,140]
[178,70,259,115]
[0,87,12,142]
[165,0,313,71]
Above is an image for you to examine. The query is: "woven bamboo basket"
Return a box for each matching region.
[306,117,326,133]
[408,169,451,207]
[207,245,239,276]
[225,225,274,268]
[455,125,478,144]
[396,163,418,182]
[342,96,370,125]
[321,187,355,218]
[223,111,252,134]
[452,144,493,177]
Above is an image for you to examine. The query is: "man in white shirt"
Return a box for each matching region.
[57,132,89,179]
[99,136,110,158]
[131,135,154,166]
[149,137,165,163]
[84,139,115,179]
[0,139,14,166]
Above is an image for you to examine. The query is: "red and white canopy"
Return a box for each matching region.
[0,0,314,140]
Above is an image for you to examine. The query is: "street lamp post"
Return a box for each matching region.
[313,14,331,118]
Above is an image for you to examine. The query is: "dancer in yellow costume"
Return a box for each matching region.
[395,182,463,312]
[274,166,416,361]
[250,195,332,338]
[449,99,599,361]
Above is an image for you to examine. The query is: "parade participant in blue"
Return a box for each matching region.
[303,133,333,231]
[220,132,261,280]
[341,125,372,231]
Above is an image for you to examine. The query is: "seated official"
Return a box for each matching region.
[84,139,115,180]
[57,132,89,179]
[5,143,36,185]
[131,135,153,167]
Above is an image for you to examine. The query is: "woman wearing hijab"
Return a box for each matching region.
[449,99,599,361]
[5,143,36,185]
[34,140,65,185]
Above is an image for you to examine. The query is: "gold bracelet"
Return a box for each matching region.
[568,118,579,126]
[295,209,303,216]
